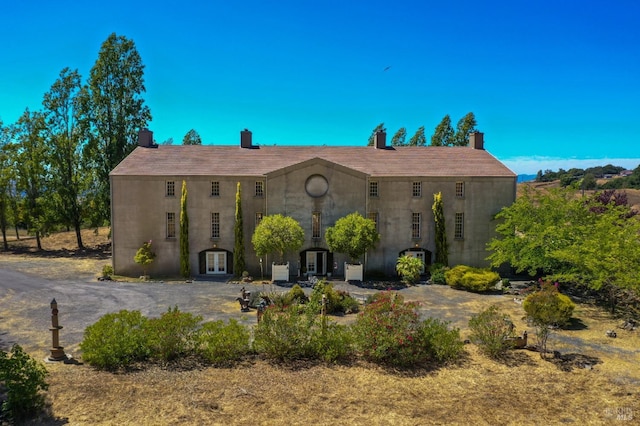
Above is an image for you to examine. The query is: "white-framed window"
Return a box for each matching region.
[255,181,264,197]
[456,181,465,198]
[211,181,220,197]
[255,212,263,228]
[211,212,220,239]
[455,212,464,239]
[412,181,422,197]
[166,212,176,238]
[411,212,421,239]
[368,212,379,230]
[166,181,175,197]
[312,212,321,239]
[369,181,378,197]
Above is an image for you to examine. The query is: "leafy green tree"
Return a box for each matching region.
[161,137,174,145]
[182,129,202,145]
[581,173,597,190]
[432,192,448,266]
[42,67,87,249]
[390,127,407,146]
[78,33,152,226]
[523,283,575,358]
[367,123,385,146]
[408,126,426,146]
[134,240,156,277]
[252,214,304,263]
[396,255,423,285]
[0,120,15,250]
[233,182,246,277]
[453,112,477,146]
[325,212,380,263]
[13,109,51,250]
[179,181,190,278]
[430,115,455,146]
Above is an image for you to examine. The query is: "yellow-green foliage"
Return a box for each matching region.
[445,265,500,292]
[523,284,575,327]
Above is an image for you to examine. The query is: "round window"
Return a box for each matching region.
[305,174,329,197]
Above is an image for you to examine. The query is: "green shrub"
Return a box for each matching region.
[101,264,114,278]
[80,310,149,370]
[419,318,464,364]
[308,280,359,314]
[284,284,308,305]
[253,304,316,361]
[396,255,424,285]
[352,292,463,367]
[522,283,575,357]
[145,306,202,362]
[444,265,500,292]
[429,263,447,285]
[468,305,516,358]
[252,304,353,362]
[0,345,49,422]
[198,319,251,366]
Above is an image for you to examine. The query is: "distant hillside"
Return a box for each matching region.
[517,174,536,183]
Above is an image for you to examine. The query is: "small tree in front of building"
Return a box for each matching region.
[325,212,380,264]
[252,214,304,264]
[134,240,156,278]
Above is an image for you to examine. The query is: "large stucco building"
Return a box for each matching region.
[110,129,516,278]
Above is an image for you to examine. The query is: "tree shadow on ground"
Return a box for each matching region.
[564,317,588,331]
[4,243,111,260]
[494,350,538,367]
[548,352,602,372]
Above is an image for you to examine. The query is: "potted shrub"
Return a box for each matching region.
[325,212,380,281]
[252,214,304,281]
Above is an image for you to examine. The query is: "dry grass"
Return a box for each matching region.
[3,228,640,424]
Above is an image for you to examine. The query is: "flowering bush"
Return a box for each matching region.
[351,292,463,367]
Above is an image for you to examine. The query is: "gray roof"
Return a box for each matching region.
[110,145,516,178]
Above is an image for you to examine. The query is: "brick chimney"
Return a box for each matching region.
[469,132,484,150]
[374,129,386,149]
[138,128,154,148]
[241,129,252,148]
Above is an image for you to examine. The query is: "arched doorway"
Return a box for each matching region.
[198,248,232,275]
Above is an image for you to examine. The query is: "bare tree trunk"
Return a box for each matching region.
[74,221,84,250]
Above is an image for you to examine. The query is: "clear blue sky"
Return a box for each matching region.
[2,0,639,175]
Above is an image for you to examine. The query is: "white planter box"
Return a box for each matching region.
[272,262,290,281]
[345,263,363,281]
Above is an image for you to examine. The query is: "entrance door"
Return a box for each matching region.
[405,251,426,273]
[206,251,227,274]
[305,251,326,275]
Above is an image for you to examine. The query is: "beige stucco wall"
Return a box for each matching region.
[111,167,516,278]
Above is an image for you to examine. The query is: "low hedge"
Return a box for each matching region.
[444,265,500,292]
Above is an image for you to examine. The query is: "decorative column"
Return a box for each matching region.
[49,299,66,361]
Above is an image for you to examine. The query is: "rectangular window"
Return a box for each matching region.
[312,212,321,239]
[411,212,421,239]
[456,181,465,198]
[368,212,379,230]
[369,181,378,197]
[255,212,263,227]
[166,212,176,238]
[255,181,264,197]
[166,181,175,197]
[412,181,422,197]
[455,212,464,239]
[211,212,220,239]
[211,181,220,197]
